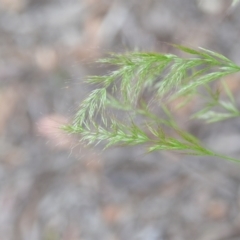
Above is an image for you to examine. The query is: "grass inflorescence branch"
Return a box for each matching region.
[63,45,240,162]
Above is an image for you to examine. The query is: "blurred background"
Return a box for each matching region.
[1,0,240,239]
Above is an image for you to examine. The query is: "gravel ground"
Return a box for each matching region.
[1,0,240,239]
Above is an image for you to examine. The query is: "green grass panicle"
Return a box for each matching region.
[64,46,240,163]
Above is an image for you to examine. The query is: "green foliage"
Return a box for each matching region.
[63,46,240,162]
[192,82,240,123]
